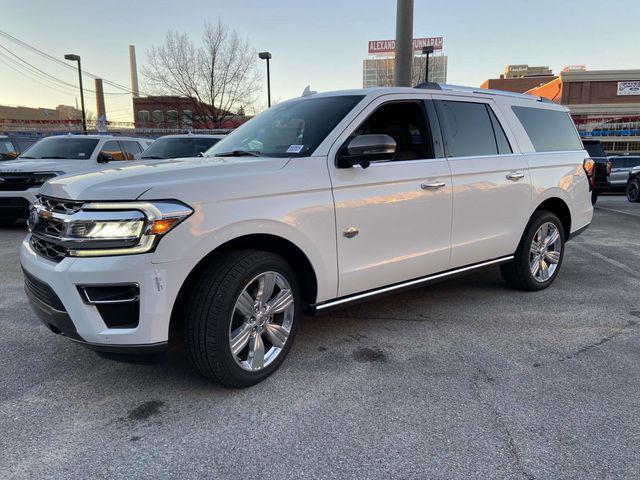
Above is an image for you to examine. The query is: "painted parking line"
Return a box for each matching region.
[595,206,640,219]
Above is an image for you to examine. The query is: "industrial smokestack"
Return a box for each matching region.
[94,78,106,119]
[129,45,140,98]
[394,0,414,87]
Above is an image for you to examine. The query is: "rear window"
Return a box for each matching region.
[512,106,582,152]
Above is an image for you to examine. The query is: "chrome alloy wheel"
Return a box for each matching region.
[529,222,562,283]
[229,271,295,371]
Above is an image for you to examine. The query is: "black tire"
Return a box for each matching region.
[184,250,301,387]
[591,191,598,206]
[627,179,640,203]
[500,211,565,291]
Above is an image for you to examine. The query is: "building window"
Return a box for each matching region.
[152,110,164,127]
[138,110,150,126]
[167,110,178,128]
[182,110,192,127]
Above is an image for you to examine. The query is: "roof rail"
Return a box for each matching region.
[438,84,541,101]
[414,82,442,90]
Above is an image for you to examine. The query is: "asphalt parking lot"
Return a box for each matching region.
[1,195,639,479]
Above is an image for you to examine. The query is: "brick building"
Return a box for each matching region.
[133,96,250,130]
[481,65,557,93]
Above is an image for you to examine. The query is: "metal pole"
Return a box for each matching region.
[394,0,414,87]
[425,53,430,83]
[266,58,271,108]
[77,59,87,133]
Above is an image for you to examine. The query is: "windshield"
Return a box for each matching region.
[141,137,221,159]
[205,95,364,158]
[20,137,99,160]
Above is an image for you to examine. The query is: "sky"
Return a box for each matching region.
[1,0,639,122]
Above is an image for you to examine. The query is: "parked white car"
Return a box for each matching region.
[20,85,593,387]
[0,135,151,225]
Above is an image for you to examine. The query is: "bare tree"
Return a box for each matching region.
[142,20,261,127]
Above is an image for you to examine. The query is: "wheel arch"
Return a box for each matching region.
[169,233,319,334]
[532,197,572,240]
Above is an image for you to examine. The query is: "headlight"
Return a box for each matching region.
[29,199,193,257]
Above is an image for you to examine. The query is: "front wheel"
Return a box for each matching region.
[184,250,300,387]
[500,211,565,291]
[627,179,640,203]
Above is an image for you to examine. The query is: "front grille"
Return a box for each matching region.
[0,172,54,191]
[38,196,84,214]
[30,236,67,263]
[29,196,86,262]
[23,269,66,312]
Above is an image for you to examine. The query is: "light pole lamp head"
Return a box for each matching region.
[64,54,80,62]
[258,52,272,60]
[422,46,434,55]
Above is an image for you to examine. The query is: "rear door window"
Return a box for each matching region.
[512,106,582,152]
[436,100,499,157]
[487,107,512,155]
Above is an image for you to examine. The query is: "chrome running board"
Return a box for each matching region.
[313,255,514,311]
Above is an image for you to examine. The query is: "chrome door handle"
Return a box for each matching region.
[506,172,525,181]
[420,181,446,190]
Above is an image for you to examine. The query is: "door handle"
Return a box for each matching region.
[506,172,525,181]
[420,181,446,190]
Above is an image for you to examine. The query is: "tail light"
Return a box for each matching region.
[583,158,595,191]
[606,159,612,176]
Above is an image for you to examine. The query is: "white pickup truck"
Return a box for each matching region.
[20,85,593,387]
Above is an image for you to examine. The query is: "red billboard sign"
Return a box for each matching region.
[368,37,443,54]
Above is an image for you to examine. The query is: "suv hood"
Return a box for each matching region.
[40,156,291,200]
[0,158,93,175]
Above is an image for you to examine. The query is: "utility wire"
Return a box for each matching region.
[0,43,130,97]
[0,30,145,96]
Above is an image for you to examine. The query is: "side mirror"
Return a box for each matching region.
[337,134,396,169]
[97,152,114,163]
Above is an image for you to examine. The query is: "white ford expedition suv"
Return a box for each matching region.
[0,135,150,225]
[20,85,593,387]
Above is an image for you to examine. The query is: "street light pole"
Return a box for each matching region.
[64,54,87,133]
[258,52,272,108]
[422,46,434,83]
[394,0,414,87]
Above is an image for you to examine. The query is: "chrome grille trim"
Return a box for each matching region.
[38,196,84,215]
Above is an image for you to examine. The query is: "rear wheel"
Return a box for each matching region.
[184,250,300,387]
[627,179,640,203]
[500,211,565,291]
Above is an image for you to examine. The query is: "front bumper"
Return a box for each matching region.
[0,190,37,220]
[20,235,197,350]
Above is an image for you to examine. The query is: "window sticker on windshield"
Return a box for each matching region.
[286,145,304,154]
[78,152,86,157]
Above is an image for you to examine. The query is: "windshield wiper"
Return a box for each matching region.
[141,155,167,159]
[214,150,260,157]
[40,156,69,159]
[19,156,35,159]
